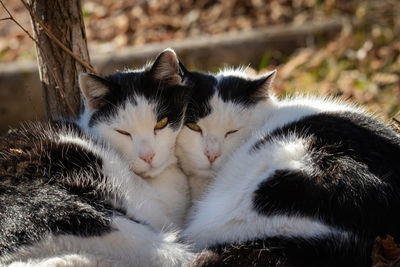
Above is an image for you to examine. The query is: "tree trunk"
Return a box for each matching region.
[29,0,91,120]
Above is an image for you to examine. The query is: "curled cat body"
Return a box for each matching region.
[0,50,193,266]
[177,66,400,266]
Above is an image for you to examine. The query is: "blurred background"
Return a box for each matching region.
[0,0,399,132]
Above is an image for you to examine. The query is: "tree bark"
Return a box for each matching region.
[29,0,91,120]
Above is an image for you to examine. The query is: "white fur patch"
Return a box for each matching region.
[5,217,194,267]
[85,96,178,178]
[215,66,250,79]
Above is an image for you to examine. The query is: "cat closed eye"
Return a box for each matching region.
[186,123,202,133]
[115,129,131,136]
[154,117,168,130]
[225,129,238,138]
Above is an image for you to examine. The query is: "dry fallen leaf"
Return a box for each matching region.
[371,236,400,267]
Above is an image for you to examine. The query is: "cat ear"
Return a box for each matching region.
[79,73,112,110]
[251,69,277,98]
[178,60,189,76]
[149,48,182,86]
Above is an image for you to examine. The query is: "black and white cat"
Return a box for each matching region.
[78,49,190,228]
[176,68,275,202]
[0,50,193,266]
[177,67,400,266]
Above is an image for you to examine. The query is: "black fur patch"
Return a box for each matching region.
[0,122,132,257]
[252,112,400,241]
[217,75,268,106]
[88,71,189,130]
[181,70,268,123]
[200,234,371,267]
[181,71,216,123]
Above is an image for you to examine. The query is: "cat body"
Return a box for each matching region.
[0,50,193,266]
[178,68,400,266]
[0,122,193,266]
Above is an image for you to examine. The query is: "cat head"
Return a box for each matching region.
[79,49,189,178]
[176,67,276,178]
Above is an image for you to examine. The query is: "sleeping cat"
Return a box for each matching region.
[177,67,400,266]
[0,50,193,266]
[78,49,189,228]
[176,67,276,202]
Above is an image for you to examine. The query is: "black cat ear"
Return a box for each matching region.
[178,60,189,76]
[149,48,182,86]
[251,70,277,98]
[79,73,112,110]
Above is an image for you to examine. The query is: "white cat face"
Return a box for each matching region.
[78,49,188,178]
[92,96,179,177]
[176,69,276,180]
[177,94,258,178]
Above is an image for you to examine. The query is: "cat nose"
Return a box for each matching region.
[205,150,221,164]
[140,152,155,165]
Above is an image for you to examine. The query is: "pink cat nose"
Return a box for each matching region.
[205,151,221,164]
[140,152,155,165]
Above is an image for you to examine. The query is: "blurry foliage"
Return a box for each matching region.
[81,0,332,51]
[0,0,399,120]
[0,0,352,58]
[253,0,400,120]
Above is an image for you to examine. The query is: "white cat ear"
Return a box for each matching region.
[149,48,182,86]
[252,69,277,98]
[79,73,111,110]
